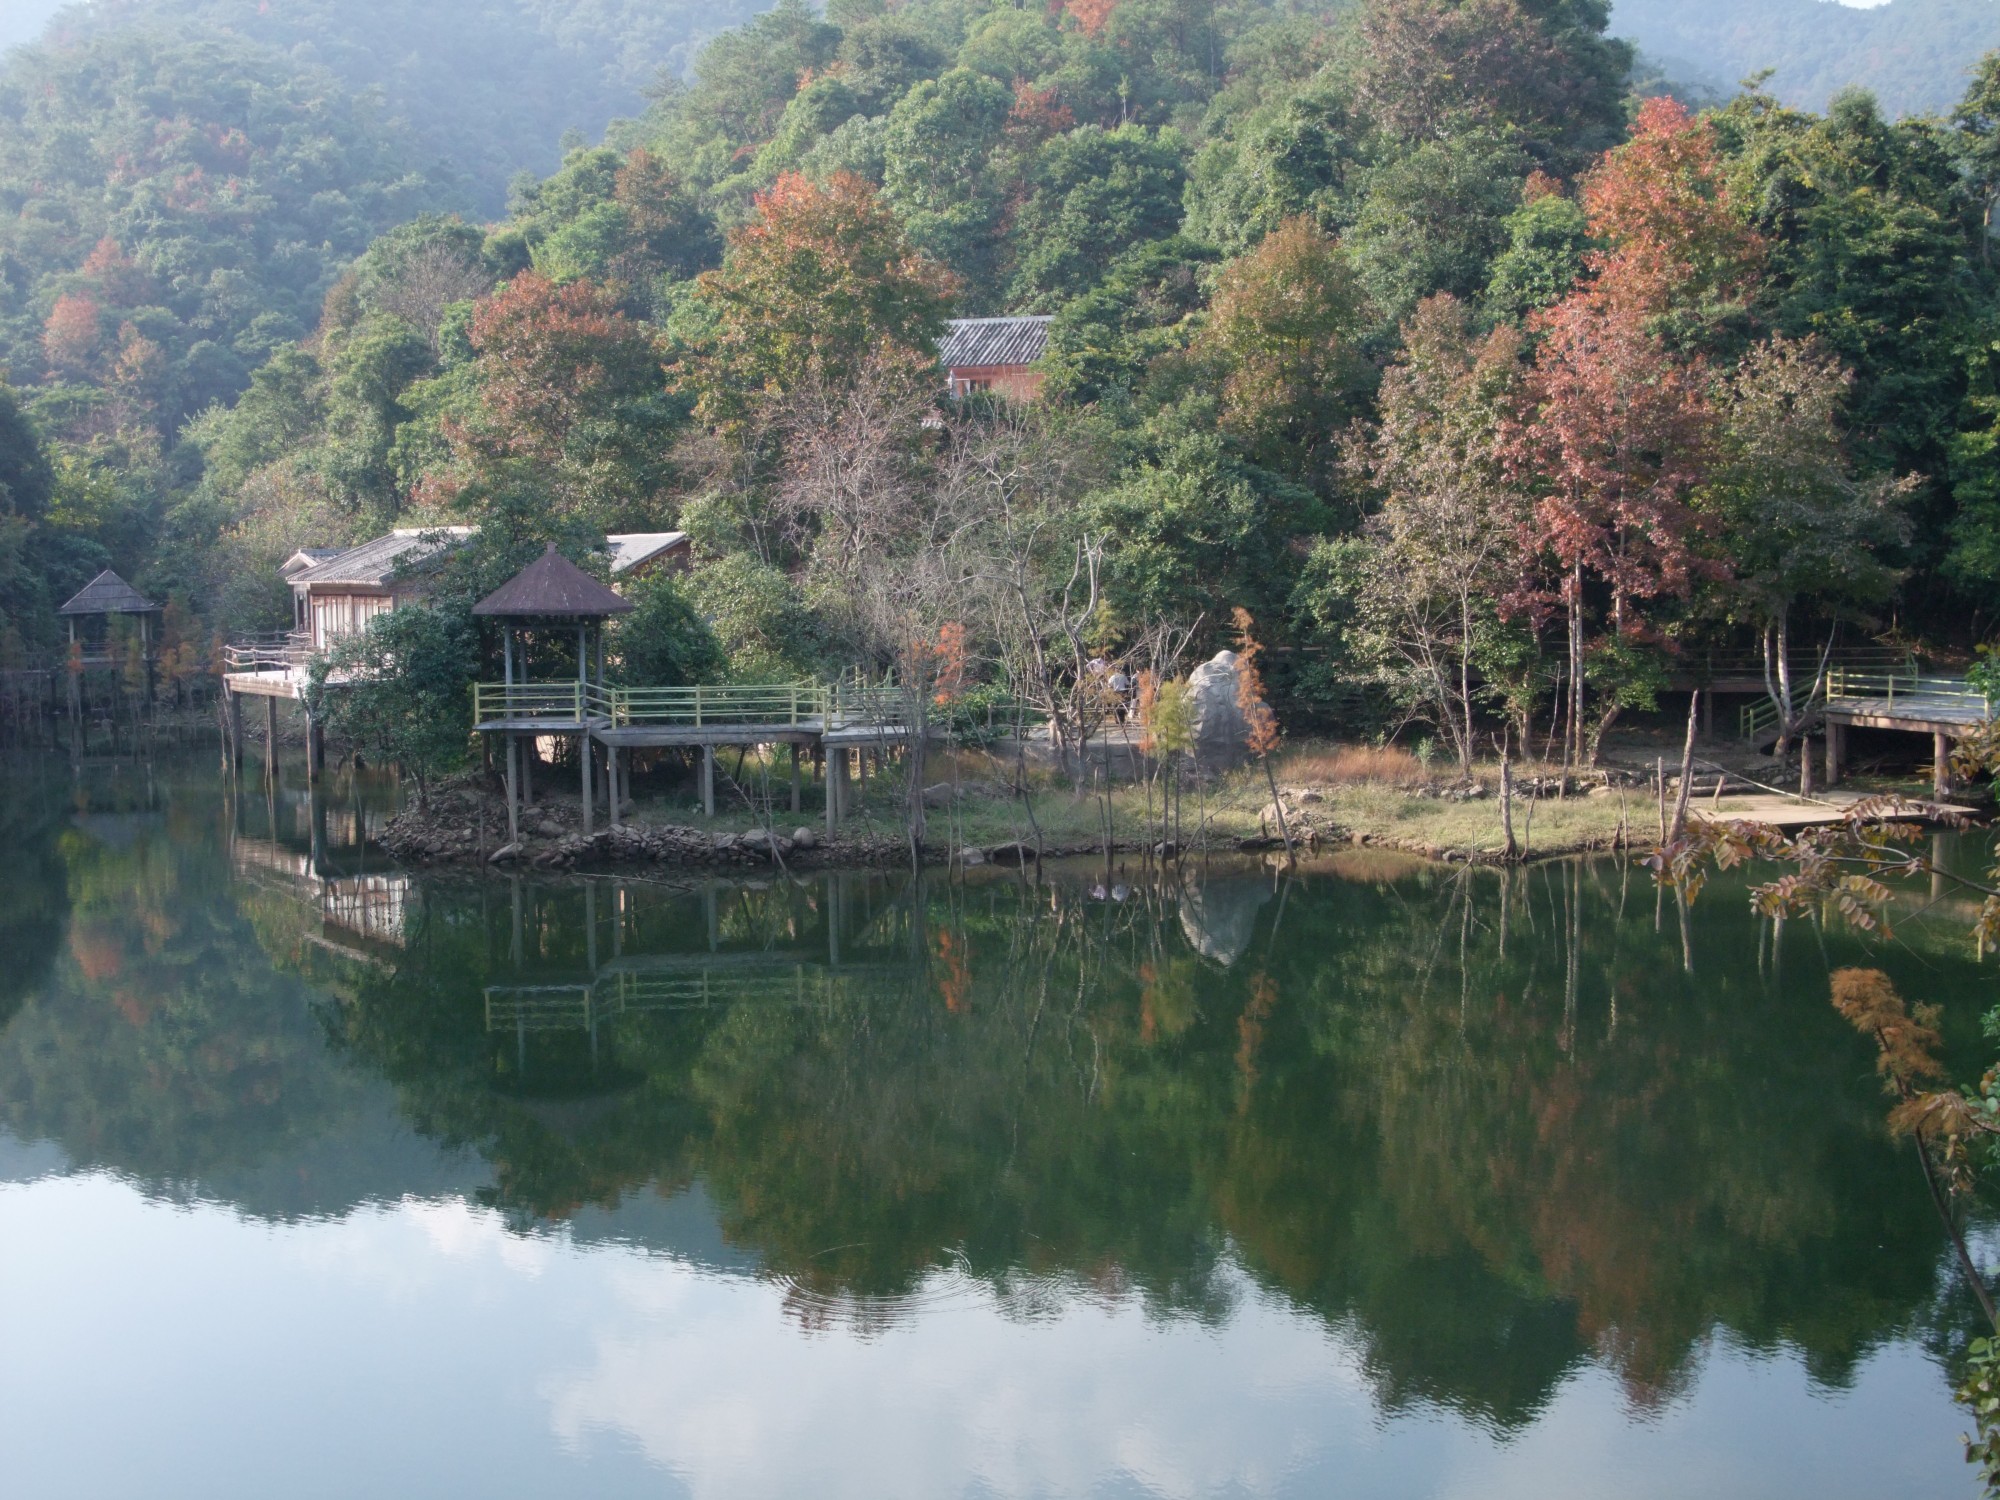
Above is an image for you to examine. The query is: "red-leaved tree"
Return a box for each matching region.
[1508,97,1755,766]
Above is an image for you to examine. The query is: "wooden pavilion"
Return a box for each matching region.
[472,544,633,849]
[58,569,159,668]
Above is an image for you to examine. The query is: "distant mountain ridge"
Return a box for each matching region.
[12,0,767,207]
[1612,0,2000,116]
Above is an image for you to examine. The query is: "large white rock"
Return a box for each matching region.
[1188,649,1250,767]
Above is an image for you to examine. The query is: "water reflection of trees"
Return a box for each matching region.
[0,756,1985,1430]
[322,854,1988,1426]
[0,762,471,1214]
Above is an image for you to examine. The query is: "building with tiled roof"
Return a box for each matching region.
[939,315,1053,402]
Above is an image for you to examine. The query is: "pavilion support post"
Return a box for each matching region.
[791,742,802,814]
[504,734,521,849]
[702,743,716,818]
[522,737,534,809]
[609,745,621,828]
[307,715,321,789]
[582,732,594,838]
[1935,731,1952,799]
[1823,720,1842,787]
[826,746,847,834]
[229,688,243,769]
[265,694,278,781]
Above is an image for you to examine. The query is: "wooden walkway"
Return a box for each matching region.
[470,680,919,835]
[1819,667,1991,797]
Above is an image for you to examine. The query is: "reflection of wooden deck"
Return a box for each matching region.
[232,843,411,955]
[483,955,908,1032]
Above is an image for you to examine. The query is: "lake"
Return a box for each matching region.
[0,753,1992,1498]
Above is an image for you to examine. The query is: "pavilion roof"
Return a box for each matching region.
[473,543,634,618]
[58,570,158,616]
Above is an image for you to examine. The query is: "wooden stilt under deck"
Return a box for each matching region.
[791,742,802,814]
[265,694,278,780]
[1823,720,1842,787]
[701,744,716,818]
[504,734,521,849]
[229,689,243,768]
[1935,731,1952,799]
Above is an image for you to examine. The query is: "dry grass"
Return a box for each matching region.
[1278,743,1432,788]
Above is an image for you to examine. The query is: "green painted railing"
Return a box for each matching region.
[1739,698,1783,743]
[1825,667,1992,718]
[471,678,923,728]
[472,681,616,723]
[612,682,824,726]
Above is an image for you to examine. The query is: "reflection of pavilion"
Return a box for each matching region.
[483,874,918,1054]
[485,952,907,1033]
[227,777,410,960]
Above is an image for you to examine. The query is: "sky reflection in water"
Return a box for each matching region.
[0,756,1988,1497]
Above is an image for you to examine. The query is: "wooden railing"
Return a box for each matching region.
[1825,667,1993,718]
[1695,645,1913,683]
[224,631,313,672]
[472,681,617,723]
[613,682,824,726]
[469,678,937,729]
[1738,698,1784,743]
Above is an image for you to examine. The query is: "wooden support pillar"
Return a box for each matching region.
[825,746,845,834]
[701,743,716,818]
[581,732,594,838]
[265,694,278,781]
[1935,731,1952,799]
[504,734,521,849]
[790,741,802,815]
[608,745,621,828]
[228,688,243,769]
[306,714,324,788]
[1823,720,1842,788]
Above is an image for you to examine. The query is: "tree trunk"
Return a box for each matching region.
[1668,691,1699,844]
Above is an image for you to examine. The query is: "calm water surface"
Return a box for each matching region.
[0,754,1993,1498]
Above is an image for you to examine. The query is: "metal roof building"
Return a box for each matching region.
[939,316,1054,371]
[290,528,474,588]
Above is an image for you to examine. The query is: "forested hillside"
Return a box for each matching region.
[1613,0,2000,117]
[3,0,2000,767]
[43,0,768,201]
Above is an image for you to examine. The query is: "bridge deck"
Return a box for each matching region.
[1823,694,1991,734]
[223,669,307,700]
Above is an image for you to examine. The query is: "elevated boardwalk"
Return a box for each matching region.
[471,680,919,833]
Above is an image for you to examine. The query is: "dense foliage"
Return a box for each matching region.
[3,0,2000,759]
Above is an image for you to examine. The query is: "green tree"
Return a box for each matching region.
[309,603,478,807]
[1008,125,1187,308]
[1192,217,1374,488]
[881,69,1013,285]
[677,171,957,434]
[1705,335,1910,750]
[613,570,727,686]
[1483,176,1593,320]
[1346,131,1530,327]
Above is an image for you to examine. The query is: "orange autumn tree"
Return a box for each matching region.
[1232,608,1291,859]
[680,171,958,435]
